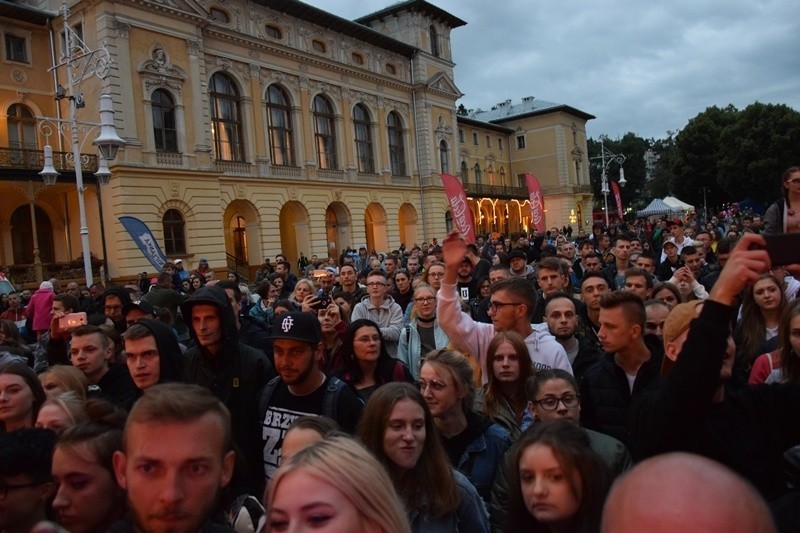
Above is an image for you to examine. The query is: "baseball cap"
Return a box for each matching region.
[509,249,527,260]
[663,301,703,344]
[124,299,159,317]
[199,258,209,264]
[662,241,677,248]
[174,259,183,265]
[271,312,321,344]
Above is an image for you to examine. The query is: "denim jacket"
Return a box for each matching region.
[449,414,513,505]
[408,469,489,533]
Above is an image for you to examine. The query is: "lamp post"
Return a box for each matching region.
[591,140,626,227]
[38,1,125,288]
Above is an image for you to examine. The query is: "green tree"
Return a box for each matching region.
[716,102,800,203]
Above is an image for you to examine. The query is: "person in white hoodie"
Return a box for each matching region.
[351,269,403,357]
[437,230,572,382]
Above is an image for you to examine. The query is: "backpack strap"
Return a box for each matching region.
[257,376,282,424]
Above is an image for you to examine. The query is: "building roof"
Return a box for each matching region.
[0,0,53,25]
[260,0,418,57]
[355,0,466,29]
[456,114,514,134]
[468,96,595,123]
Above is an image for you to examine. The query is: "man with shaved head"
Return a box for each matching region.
[601,453,775,533]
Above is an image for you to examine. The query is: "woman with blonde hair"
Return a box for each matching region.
[397,284,450,380]
[38,365,89,400]
[266,435,411,533]
[35,390,88,434]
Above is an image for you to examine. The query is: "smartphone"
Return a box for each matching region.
[757,234,800,267]
[59,311,87,330]
[313,289,330,310]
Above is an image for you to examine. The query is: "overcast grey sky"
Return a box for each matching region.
[302,0,800,140]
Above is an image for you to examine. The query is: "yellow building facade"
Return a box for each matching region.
[0,0,594,285]
[457,98,595,236]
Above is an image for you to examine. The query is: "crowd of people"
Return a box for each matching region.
[1,166,800,532]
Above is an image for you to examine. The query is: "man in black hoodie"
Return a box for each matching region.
[180,285,275,492]
[122,319,183,394]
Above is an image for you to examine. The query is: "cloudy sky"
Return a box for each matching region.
[302,0,800,140]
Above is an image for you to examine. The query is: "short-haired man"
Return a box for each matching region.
[700,235,737,291]
[218,280,272,358]
[543,292,603,381]
[180,285,275,492]
[437,231,571,379]
[350,270,403,356]
[667,248,709,300]
[258,312,363,481]
[141,271,186,325]
[643,299,670,338]
[331,264,367,303]
[0,429,57,533]
[579,291,663,446]
[531,257,584,323]
[603,235,633,289]
[573,240,597,281]
[70,325,137,409]
[273,260,297,293]
[623,267,654,301]
[634,251,656,276]
[406,255,421,277]
[456,258,478,302]
[579,272,610,339]
[112,383,237,532]
[660,222,695,263]
[123,320,183,392]
[383,255,399,278]
[0,293,24,322]
[466,242,492,282]
[472,265,511,324]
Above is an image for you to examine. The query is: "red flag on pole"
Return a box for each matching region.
[439,173,476,243]
[524,172,546,233]
[610,180,624,222]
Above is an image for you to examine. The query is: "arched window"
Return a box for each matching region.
[460,161,468,182]
[313,95,337,169]
[7,104,37,151]
[439,140,449,174]
[387,111,406,176]
[162,209,186,255]
[474,163,482,185]
[429,25,439,57]
[151,89,177,152]
[353,104,374,173]
[266,85,295,166]
[209,73,244,161]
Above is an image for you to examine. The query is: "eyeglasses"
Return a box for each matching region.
[427,272,445,278]
[786,178,800,185]
[488,301,523,312]
[534,394,580,411]
[416,378,447,392]
[103,305,123,313]
[0,482,43,499]
[414,297,435,304]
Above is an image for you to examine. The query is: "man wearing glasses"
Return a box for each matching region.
[0,429,57,532]
[437,231,571,382]
[351,270,403,356]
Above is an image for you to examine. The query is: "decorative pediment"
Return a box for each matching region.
[427,72,463,98]
[138,45,187,96]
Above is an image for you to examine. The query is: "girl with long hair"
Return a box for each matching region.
[332,319,412,402]
[475,331,534,439]
[0,360,46,432]
[358,382,489,532]
[507,420,611,533]
[735,273,786,382]
[749,297,800,384]
[419,349,512,504]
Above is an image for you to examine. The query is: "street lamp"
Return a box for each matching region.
[592,140,626,227]
[38,1,125,288]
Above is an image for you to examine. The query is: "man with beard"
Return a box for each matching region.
[112,383,239,532]
[257,312,363,482]
[544,292,603,382]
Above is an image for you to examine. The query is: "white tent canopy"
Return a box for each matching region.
[662,196,694,212]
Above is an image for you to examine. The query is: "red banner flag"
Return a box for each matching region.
[610,180,624,221]
[439,173,476,243]
[524,173,546,233]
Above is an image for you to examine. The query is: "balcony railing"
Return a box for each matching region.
[0,147,97,172]
[215,160,251,175]
[155,151,183,166]
[8,257,105,285]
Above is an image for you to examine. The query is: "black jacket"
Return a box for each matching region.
[91,364,138,411]
[629,301,800,501]
[131,319,183,396]
[180,286,276,491]
[100,286,133,334]
[579,335,664,446]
